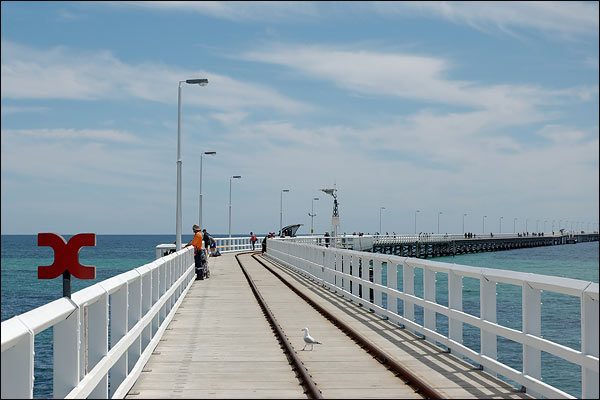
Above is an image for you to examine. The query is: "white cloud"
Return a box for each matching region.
[2,128,141,143]
[0,41,310,114]
[536,124,590,143]
[113,1,599,39]
[115,1,319,21]
[0,105,48,115]
[375,1,599,38]
[584,56,599,70]
[242,45,591,119]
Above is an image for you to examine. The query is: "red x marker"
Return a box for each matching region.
[38,233,96,280]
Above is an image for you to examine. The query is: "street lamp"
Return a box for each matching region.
[462,213,467,234]
[280,189,290,236]
[380,207,386,234]
[175,78,208,250]
[499,216,503,234]
[199,151,216,228]
[437,211,443,234]
[309,197,319,234]
[228,175,242,238]
[536,219,539,233]
[483,215,487,234]
[552,220,555,232]
[526,218,529,233]
[513,218,517,234]
[414,210,420,234]
[544,220,547,233]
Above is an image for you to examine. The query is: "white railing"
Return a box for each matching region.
[1,247,195,399]
[372,233,561,244]
[266,239,599,399]
[155,236,264,259]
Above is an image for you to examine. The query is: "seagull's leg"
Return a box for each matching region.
[302,344,306,351]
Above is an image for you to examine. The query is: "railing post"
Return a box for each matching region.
[448,270,463,346]
[582,285,599,398]
[128,275,142,373]
[480,277,497,368]
[359,256,369,305]
[522,282,541,388]
[53,303,80,398]
[107,283,128,398]
[387,261,400,321]
[341,253,348,292]
[87,292,109,398]
[350,254,359,298]
[373,259,383,311]
[152,265,160,336]
[423,268,436,338]
[1,320,34,398]
[403,262,415,323]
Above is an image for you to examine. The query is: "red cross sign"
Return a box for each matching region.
[38,233,96,280]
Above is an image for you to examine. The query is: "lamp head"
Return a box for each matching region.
[232,175,241,179]
[204,151,217,155]
[186,78,209,86]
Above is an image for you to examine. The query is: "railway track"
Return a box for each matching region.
[235,252,442,399]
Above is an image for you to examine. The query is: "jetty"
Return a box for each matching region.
[1,234,598,399]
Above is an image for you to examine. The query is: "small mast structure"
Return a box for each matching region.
[321,185,339,245]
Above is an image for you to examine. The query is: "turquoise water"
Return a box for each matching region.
[1,236,598,398]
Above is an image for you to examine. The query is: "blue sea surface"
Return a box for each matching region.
[1,235,598,398]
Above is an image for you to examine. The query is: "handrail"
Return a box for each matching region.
[265,239,599,399]
[1,247,196,399]
[155,236,264,259]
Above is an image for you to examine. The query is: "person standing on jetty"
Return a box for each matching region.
[250,232,258,251]
[185,224,206,279]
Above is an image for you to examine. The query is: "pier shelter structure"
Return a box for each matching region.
[1,234,598,399]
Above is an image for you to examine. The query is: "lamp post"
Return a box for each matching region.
[499,216,503,234]
[526,218,529,233]
[483,215,487,234]
[414,210,420,234]
[175,78,208,251]
[309,197,319,234]
[380,207,386,234]
[437,211,443,234]
[544,220,547,233]
[552,220,555,232]
[228,175,242,238]
[462,213,467,234]
[513,218,517,234]
[536,219,539,233]
[199,151,216,228]
[280,189,290,236]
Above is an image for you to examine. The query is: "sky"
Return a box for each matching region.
[1,1,599,236]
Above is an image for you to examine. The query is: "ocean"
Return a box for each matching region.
[1,235,598,398]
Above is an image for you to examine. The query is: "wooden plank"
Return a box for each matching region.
[126,254,305,399]
[242,255,422,399]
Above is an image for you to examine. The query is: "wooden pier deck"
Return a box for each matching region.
[126,253,529,399]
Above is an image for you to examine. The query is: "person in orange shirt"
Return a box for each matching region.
[185,224,206,279]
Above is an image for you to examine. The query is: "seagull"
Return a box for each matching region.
[301,327,322,351]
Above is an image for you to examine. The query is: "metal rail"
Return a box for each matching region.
[234,252,323,399]
[251,253,443,399]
